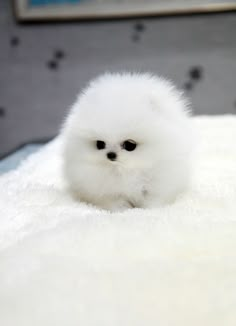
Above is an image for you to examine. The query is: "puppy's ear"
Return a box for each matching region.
[148,78,177,113]
[149,88,190,120]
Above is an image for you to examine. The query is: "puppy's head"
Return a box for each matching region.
[63,73,191,173]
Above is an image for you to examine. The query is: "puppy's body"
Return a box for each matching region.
[62,73,195,211]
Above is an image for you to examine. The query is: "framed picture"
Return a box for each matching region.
[14,0,236,21]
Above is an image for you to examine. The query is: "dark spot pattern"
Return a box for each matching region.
[47,60,58,70]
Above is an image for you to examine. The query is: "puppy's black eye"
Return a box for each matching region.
[122,140,137,151]
[96,140,106,150]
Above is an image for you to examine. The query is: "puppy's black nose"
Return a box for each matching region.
[107,152,117,161]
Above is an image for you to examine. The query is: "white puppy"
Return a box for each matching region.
[62,73,195,211]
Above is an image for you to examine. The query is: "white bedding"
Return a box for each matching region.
[0,115,236,326]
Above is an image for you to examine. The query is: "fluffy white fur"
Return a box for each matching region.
[62,73,195,211]
[0,116,236,326]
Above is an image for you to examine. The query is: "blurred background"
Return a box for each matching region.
[0,0,236,160]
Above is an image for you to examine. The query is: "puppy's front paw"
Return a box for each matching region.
[104,198,136,212]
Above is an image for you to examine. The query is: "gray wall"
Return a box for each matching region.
[0,0,236,157]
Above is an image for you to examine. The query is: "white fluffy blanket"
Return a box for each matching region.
[0,116,236,326]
